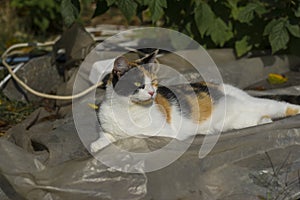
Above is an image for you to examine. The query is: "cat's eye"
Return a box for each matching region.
[134,82,142,87]
[134,82,145,89]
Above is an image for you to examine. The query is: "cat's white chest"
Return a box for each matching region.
[99,99,170,138]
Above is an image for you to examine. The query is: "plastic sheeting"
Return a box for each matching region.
[1,47,300,200]
[0,108,147,200]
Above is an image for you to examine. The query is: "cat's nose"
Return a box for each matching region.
[148,91,154,96]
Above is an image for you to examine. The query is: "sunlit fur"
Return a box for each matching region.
[90,53,300,152]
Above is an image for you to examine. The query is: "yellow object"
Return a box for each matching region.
[88,103,99,110]
[267,73,288,84]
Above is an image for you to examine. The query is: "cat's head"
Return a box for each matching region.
[109,50,159,105]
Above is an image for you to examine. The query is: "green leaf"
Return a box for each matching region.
[116,0,137,21]
[238,3,256,23]
[136,0,149,6]
[106,0,117,6]
[225,0,239,20]
[238,3,267,23]
[208,18,233,46]
[148,0,167,22]
[235,36,252,57]
[295,5,300,17]
[93,0,109,18]
[268,19,289,53]
[263,19,278,36]
[194,2,215,37]
[34,17,49,32]
[286,23,300,38]
[194,2,233,46]
[253,3,267,16]
[61,0,80,27]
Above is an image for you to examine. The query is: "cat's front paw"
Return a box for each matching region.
[258,116,273,125]
[90,138,110,153]
[90,140,101,153]
[90,133,117,153]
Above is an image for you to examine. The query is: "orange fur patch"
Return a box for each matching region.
[152,79,158,87]
[128,62,139,68]
[285,107,299,116]
[193,92,213,123]
[138,66,158,84]
[155,94,172,123]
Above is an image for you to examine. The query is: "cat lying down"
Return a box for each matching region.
[90,51,300,152]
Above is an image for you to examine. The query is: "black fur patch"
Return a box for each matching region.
[157,86,178,102]
[157,85,191,116]
[112,67,145,97]
[190,82,223,102]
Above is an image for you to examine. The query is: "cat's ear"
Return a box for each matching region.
[113,56,129,77]
[140,49,158,64]
[141,49,160,74]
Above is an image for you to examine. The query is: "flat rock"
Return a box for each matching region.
[3,56,63,102]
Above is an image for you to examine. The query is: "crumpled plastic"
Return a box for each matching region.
[0,108,147,200]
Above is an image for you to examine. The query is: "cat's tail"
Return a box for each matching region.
[285,104,300,117]
[224,85,299,117]
[255,98,300,119]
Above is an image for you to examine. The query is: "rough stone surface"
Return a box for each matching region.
[3,56,63,102]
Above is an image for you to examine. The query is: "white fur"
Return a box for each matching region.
[130,76,155,102]
[90,83,300,152]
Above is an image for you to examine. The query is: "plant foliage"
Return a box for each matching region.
[62,0,300,56]
[11,0,62,34]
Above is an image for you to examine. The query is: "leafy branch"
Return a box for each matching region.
[60,0,300,56]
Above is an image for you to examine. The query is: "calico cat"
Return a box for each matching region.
[90,51,300,152]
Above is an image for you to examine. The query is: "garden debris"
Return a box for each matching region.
[0,92,36,134]
[87,103,98,110]
[53,23,95,79]
[267,73,288,84]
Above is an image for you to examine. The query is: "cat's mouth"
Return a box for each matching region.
[131,97,154,105]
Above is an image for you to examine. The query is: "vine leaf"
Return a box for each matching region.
[61,0,80,27]
[238,3,267,24]
[148,0,167,22]
[106,0,117,6]
[263,19,278,36]
[267,19,289,53]
[208,18,233,46]
[238,3,256,23]
[194,2,215,37]
[235,36,253,57]
[116,0,137,21]
[286,23,300,38]
[225,0,239,20]
[194,2,233,46]
[295,5,300,17]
